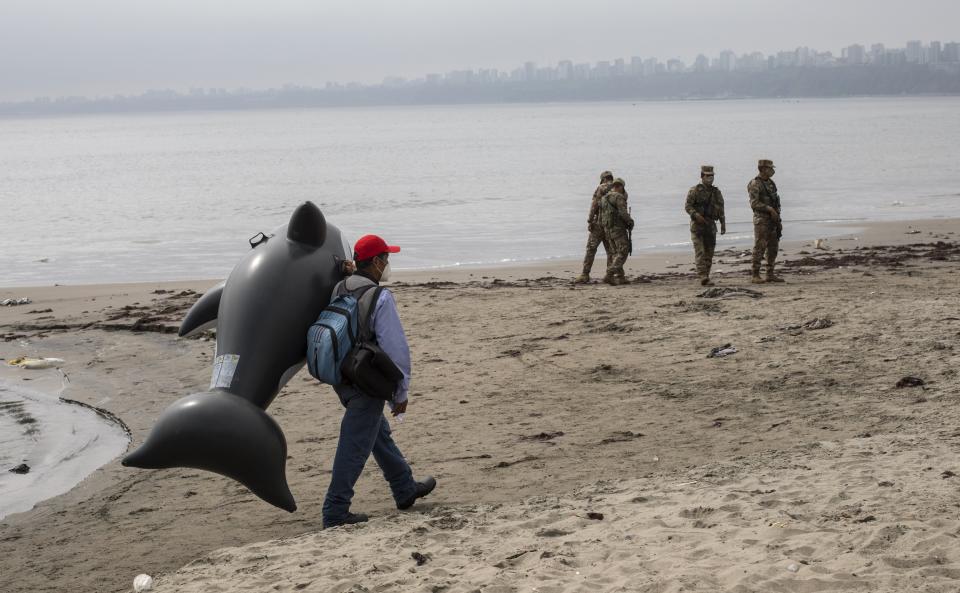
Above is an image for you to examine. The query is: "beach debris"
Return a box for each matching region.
[707,344,737,358]
[133,574,154,592]
[896,376,925,389]
[600,431,644,444]
[1,298,32,306]
[905,230,921,234]
[520,431,564,442]
[942,470,956,479]
[7,357,65,369]
[814,238,828,250]
[411,552,429,566]
[786,563,801,573]
[587,512,605,520]
[803,318,834,330]
[9,463,30,474]
[697,287,763,299]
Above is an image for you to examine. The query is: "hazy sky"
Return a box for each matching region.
[2,0,958,100]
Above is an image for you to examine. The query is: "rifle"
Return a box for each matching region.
[627,206,633,255]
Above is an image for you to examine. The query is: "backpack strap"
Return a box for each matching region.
[338,275,382,343]
[359,286,384,343]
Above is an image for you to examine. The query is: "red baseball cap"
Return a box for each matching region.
[353,234,401,261]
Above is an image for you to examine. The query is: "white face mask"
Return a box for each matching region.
[379,260,392,282]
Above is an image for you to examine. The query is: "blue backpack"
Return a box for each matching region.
[306,284,379,385]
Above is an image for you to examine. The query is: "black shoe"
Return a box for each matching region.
[323,512,369,529]
[397,477,437,510]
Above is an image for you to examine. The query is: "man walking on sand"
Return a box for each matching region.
[748,159,784,284]
[685,165,726,286]
[576,170,615,283]
[600,178,634,285]
[322,234,436,529]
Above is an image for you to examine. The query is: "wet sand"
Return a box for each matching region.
[0,218,958,593]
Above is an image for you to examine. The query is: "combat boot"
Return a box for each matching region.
[766,268,785,283]
[751,274,765,284]
[574,273,590,284]
[602,275,616,285]
[700,276,714,286]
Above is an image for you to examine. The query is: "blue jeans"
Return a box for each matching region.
[322,386,416,525]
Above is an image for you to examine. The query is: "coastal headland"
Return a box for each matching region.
[0,219,958,593]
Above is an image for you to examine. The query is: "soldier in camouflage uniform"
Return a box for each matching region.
[747,159,784,283]
[685,165,726,286]
[600,178,634,285]
[576,170,615,283]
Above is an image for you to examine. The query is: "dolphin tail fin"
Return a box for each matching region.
[179,282,225,338]
[122,390,297,512]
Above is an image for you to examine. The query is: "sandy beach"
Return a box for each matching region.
[1,218,958,593]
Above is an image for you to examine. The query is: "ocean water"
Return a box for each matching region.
[1,97,958,287]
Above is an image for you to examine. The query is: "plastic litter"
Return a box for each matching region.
[7,357,65,369]
[707,344,738,358]
[133,574,154,592]
[786,563,800,573]
[1,298,32,306]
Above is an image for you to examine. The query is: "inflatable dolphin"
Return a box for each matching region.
[122,201,351,512]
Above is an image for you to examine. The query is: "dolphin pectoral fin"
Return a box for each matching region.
[179,282,225,338]
[122,391,297,512]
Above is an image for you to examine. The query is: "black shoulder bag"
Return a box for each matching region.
[339,286,404,400]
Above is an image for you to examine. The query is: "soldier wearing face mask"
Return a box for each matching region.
[747,159,784,283]
[685,165,727,286]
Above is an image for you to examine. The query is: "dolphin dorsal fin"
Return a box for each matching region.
[287,201,327,247]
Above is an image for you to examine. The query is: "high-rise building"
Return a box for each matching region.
[524,62,537,82]
[944,42,960,62]
[719,50,737,71]
[929,41,942,63]
[666,58,685,73]
[630,56,643,75]
[557,60,573,80]
[693,54,709,72]
[594,61,611,78]
[642,58,658,77]
[612,58,626,76]
[843,44,866,65]
[906,40,922,63]
[776,51,795,68]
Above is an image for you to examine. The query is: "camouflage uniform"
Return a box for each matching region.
[747,161,783,280]
[600,180,634,283]
[580,180,614,278]
[685,175,725,282]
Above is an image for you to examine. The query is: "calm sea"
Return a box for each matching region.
[1,97,958,287]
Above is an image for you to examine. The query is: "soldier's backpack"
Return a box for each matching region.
[306,284,378,385]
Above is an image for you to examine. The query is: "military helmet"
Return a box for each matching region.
[600,170,614,181]
[612,177,625,187]
[758,159,775,169]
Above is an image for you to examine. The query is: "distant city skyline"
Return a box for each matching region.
[2,0,960,101]
[7,37,958,108]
